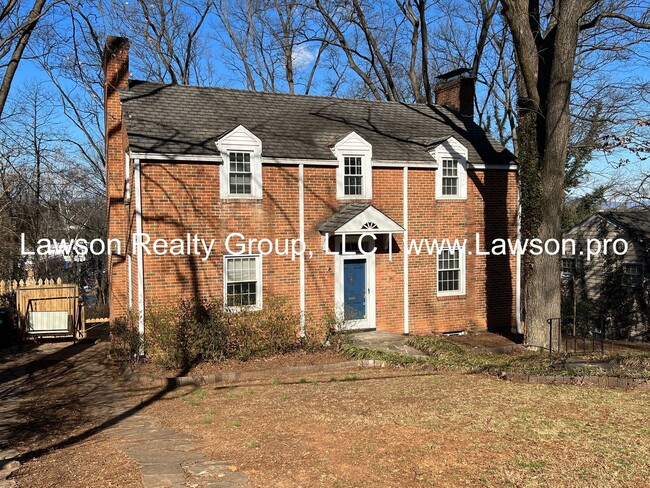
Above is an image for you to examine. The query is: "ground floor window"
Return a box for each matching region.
[437,249,465,295]
[561,257,576,278]
[224,255,262,308]
[623,263,643,287]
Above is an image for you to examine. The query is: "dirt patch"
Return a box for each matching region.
[444,332,519,349]
[11,433,142,488]
[135,349,347,378]
[141,368,650,487]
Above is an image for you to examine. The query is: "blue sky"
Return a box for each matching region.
[5,1,649,200]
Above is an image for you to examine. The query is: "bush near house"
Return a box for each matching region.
[112,296,331,369]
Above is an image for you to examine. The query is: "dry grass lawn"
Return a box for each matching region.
[142,369,650,487]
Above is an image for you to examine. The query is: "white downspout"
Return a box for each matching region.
[299,163,306,337]
[127,254,133,312]
[134,158,145,352]
[403,167,409,335]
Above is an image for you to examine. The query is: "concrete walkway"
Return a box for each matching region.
[348,330,427,357]
[0,341,247,487]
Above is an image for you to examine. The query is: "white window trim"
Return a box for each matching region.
[216,125,263,199]
[432,137,468,200]
[223,254,263,310]
[436,248,466,297]
[332,131,372,200]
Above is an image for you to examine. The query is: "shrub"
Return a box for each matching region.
[109,316,145,364]
[145,304,191,369]
[142,295,308,368]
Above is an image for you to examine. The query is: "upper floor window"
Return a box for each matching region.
[216,125,262,199]
[229,152,252,195]
[441,159,459,196]
[344,156,363,196]
[437,248,465,296]
[333,132,372,200]
[432,137,468,200]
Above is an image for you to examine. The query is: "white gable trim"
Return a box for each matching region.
[216,125,263,199]
[431,136,468,200]
[335,206,404,234]
[332,132,373,199]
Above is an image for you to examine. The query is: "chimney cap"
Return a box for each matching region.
[435,67,472,81]
[105,36,129,52]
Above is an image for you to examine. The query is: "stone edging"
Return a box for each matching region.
[121,357,649,391]
[124,359,389,387]
[502,372,650,390]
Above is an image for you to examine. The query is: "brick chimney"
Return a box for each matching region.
[103,36,129,205]
[434,68,476,118]
[103,36,129,321]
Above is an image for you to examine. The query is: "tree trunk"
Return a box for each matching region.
[502,0,593,350]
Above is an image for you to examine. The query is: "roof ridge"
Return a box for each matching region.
[126,79,464,114]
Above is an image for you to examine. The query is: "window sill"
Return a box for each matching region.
[221,196,263,202]
[336,195,372,202]
[224,304,262,313]
[436,291,466,299]
[435,196,467,201]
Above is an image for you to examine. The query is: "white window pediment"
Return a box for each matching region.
[216,125,263,199]
[430,136,468,200]
[337,206,404,234]
[332,131,372,200]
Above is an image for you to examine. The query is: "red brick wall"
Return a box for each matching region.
[117,160,517,335]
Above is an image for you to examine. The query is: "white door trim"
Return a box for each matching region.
[335,252,376,330]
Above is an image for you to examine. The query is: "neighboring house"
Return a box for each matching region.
[562,209,649,340]
[103,36,518,336]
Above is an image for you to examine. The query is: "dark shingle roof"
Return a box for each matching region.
[318,203,371,233]
[121,80,515,164]
[601,209,650,237]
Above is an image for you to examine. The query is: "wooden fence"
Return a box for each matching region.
[1,277,64,295]
[1,277,84,339]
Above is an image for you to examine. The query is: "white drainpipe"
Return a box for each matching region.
[134,158,145,353]
[299,163,306,337]
[403,167,409,335]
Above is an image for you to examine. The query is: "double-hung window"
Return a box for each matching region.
[432,138,468,200]
[216,125,262,199]
[623,263,643,287]
[344,156,363,196]
[224,255,262,308]
[437,248,465,295]
[441,159,459,196]
[561,257,576,278]
[333,132,372,199]
[228,152,252,195]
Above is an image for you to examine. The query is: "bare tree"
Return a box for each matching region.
[500,0,650,349]
[110,0,215,85]
[0,0,54,119]
[215,0,328,93]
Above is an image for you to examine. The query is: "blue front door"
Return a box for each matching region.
[344,259,366,320]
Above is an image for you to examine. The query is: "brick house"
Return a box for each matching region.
[103,36,519,337]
